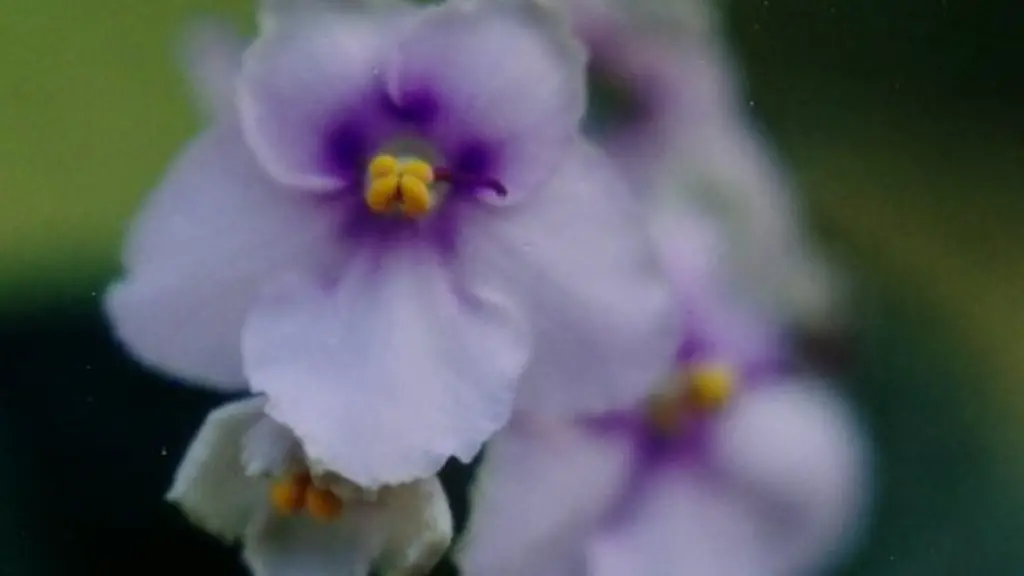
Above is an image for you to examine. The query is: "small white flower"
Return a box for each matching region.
[167,398,453,576]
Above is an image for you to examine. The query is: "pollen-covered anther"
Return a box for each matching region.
[365,154,436,217]
[305,485,345,522]
[270,471,312,515]
[684,363,735,413]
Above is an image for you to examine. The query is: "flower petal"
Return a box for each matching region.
[238,9,397,190]
[374,477,453,576]
[166,397,269,541]
[710,379,871,574]
[384,0,586,200]
[587,473,770,576]
[104,123,339,390]
[461,142,682,416]
[457,416,633,576]
[177,16,247,119]
[243,247,530,488]
[243,505,385,576]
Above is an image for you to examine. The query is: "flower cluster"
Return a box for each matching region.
[105,0,869,574]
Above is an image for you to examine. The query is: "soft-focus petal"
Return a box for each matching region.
[243,247,530,488]
[177,16,247,119]
[238,9,395,190]
[385,0,585,199]
[242,411,304,477]
[587,473,771,576]
[457,416,633,576]
[244,504,386,576]
[166,397,268,541]
[651,207,784,366]
[711,379,871,574]
[104,123,339,390]
[375,477,453,576]
[462,142,682,415]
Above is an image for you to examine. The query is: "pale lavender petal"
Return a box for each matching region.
[384,0,586,200]
[244,505,384,576]
[651,208,784,368]
[243,247,530,488]
[457,416,633,576]
[238,10,396,190]
[461,142,682,416]
[166,398,269,541]
[177,16,247,119]
[105,124,339,390]
[588,473,772,576]
[710,379,871,574]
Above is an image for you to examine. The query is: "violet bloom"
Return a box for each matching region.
[169,397,452,575]
[457,212,870,575]
[105,0,680,488]
[550,0,846,333]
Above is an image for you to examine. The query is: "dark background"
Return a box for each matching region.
[1,0,1022,573]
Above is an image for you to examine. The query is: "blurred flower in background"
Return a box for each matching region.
[1,0,1022,574]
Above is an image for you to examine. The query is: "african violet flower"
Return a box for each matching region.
[169,397,452,575]
[542,0,847,336]
[105,0,679,487]
[457,211,870,575]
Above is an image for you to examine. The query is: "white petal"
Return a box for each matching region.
[462,142,682,416]
[711,379,872,574]
[242,412,304,477]
[176,16,247,119]
[243,247,530,488]
[244,504,387,576]
[166,397,269,541]
[104,123,340,390]
[457,416,633,576]
[587,472,772,576]
[375,477,453,576]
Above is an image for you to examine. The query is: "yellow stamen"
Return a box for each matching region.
[305,485,345,522]
[270,472,311,515]
[684,363,735,412]
[398,176,433,217]
[367,173,401,214]
[365,153,436,218]
[368,154,400,179]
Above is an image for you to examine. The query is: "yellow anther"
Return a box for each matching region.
[685,363,735,412]
[398,175,433,217]
[305,485,345,522]
[270,472,311,515]
[364,154,436,218]
[401,158,434,184]
[368,154,400,179]
[366,174,401,214]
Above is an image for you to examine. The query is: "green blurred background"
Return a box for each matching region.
[0,0,1021,573]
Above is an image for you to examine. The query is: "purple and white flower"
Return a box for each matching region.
[105,0,680,488]
[169,397,452,576]
[457,211,870,575]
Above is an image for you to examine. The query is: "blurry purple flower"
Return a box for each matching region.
[105,0,680,487]
[457,213,870,575]
[540,0,847,332]
[168,397,452,576]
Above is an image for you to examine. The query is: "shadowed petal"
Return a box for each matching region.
[375,478,453,576]
[105,123,339,390]
[177,16,247,119]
